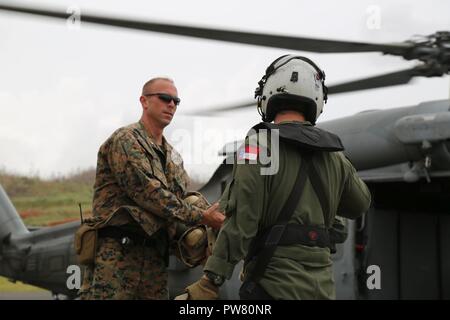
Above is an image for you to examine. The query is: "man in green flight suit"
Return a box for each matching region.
[178,55,371,300]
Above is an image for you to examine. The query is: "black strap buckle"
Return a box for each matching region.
[121,236,132,246]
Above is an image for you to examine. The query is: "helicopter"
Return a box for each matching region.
[0,3,449,299]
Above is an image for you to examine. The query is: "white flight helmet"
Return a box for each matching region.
[255,55,328,125]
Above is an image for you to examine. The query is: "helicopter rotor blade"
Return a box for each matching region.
[188,100,256,116]
[327,65,444,94]
[0,4,411,55]
[3,4,447,115]
[192,65,447,114]
[192,68,420,114]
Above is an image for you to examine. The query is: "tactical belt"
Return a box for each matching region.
[98,226,154,248]
[245,223,330,265]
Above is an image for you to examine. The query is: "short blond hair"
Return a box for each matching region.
[142,77,174,95]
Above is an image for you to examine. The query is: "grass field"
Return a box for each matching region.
[0,276,46,292]
[0,169,95,227]
[0,168,204,293]
[13,188,93,226]
[0,169,94,292]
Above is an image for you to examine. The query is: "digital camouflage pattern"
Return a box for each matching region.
[79,238,168,300]
[204,121,371,300]
[92,121,206,237]
[80,121,209,299]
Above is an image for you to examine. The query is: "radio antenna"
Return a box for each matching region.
[78,203,84,224]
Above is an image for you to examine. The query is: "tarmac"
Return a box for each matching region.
[0,291,53,300]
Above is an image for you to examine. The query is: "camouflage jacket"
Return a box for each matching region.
[92,121,205,238]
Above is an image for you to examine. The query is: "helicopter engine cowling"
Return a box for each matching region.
[394,112,450,144]
[394,112,450,169]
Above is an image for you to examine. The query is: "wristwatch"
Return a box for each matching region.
[205,271,225,287]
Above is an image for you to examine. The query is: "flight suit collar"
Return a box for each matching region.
[251,121,344,152]
[277,120,313,126]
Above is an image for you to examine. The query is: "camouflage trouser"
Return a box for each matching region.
[79,237,168,300]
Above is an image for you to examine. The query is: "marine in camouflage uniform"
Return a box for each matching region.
[79,78,217,300]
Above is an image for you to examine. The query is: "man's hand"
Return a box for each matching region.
[174,275,219,300]
[200,203,225,230]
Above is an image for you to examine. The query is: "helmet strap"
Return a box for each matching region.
[257,98,268,122]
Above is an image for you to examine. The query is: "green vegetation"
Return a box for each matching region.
[0,168,95,227]
[13,189,93,226]
[0,169,96,292]
[0,167,204,292]
[0,276,46,292]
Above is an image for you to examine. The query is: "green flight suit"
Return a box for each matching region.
[204,121,371,300]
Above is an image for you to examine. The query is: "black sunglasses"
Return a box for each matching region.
[144,93,180,106]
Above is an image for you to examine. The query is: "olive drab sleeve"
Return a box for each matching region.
[217,160,237,213]
[108,130,203,225]
[336,153,371,219]
[204,160,266,279]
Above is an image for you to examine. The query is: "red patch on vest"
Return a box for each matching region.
[238,146,260,160]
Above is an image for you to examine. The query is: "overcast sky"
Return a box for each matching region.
[0,0,449,182]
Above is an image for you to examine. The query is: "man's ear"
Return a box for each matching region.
[140,96,148,110]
